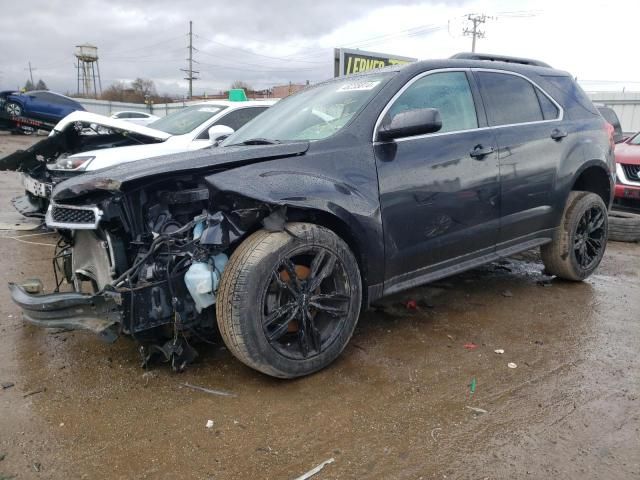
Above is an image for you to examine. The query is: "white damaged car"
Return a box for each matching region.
[0,99,276,216]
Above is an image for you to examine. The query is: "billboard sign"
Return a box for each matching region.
[334,48,417,77]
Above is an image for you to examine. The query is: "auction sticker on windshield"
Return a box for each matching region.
[337,80,381,91]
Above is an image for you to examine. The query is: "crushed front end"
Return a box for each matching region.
[10,174,273,370]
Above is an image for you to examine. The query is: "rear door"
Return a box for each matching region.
[374,70,500,291]
[474,70,565,246]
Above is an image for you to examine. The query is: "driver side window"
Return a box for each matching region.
[388,71,478,134]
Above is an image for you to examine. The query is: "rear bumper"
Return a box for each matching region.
[8,283,121,342]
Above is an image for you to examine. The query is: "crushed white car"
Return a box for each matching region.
[0,99,276,216]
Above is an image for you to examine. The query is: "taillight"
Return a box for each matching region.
[604,122,615,150]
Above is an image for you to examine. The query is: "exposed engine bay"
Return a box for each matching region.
[38,175,282,370]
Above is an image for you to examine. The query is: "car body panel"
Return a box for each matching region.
[2,90,84,122]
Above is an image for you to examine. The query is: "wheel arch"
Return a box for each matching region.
[570,160,613,208]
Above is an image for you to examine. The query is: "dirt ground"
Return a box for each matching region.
[0,133,638,480]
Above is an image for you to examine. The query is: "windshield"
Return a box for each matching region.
[148,104,226,135]
[222,73,393,145]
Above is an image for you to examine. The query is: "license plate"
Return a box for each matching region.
[21,174,51,198]
[623,188,640,199]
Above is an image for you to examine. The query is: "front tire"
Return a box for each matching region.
[216,222,362,378]
[5,102,22,117]
[541,191,608,281]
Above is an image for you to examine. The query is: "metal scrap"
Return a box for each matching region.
[183,382,236,397]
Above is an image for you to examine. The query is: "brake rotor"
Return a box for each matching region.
[279,265,311,332]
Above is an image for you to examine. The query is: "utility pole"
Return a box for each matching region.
[180,20,199,99]
[463,14,490,53]
[25,61,36,85]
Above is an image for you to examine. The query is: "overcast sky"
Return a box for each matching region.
[1,0,638,97]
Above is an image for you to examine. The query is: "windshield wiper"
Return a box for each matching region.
[227,138,281,146]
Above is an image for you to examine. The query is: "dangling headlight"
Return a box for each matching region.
[47,155,95,171]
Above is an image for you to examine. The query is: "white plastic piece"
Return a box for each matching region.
[494,349,505,354]
[184,253,229,312]
[205,419,214,429]
[508,362,517,369]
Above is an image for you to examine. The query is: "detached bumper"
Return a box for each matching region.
[9,283,122,343]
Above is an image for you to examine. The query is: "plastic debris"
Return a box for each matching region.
[430,427,442,442]
[463,343,478,350]
[470,377,477,393]
[494,349,505,354]
[23,388,45,398]
[466,406,488,414]
[502,290,513,297]
[405,299,417,310]
[292,458,335,480]
[183,382,236,397]
[1,381,15,390]
[508,362,518,369]
[205,419,214,429]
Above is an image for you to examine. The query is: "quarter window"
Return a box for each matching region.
[476,72,553,126]
[387,72,478,134]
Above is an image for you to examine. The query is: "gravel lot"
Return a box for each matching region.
[0,132,638,479]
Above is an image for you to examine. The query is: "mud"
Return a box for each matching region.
[0,134,638,479]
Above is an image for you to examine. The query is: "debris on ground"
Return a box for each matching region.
[463,342,478,350]
[502,290,513,297]
[470,377,477,393]
[183,382,236,397]
[405,299,417,310]
[32,462,41,472]
[508,362,518,369]
[465,406,488,415]
[446,334,455,342]
[494,349,505,354]
[430,427,442,442]
[292,458,335,480]
[22,388,45,398]
[1,382,14,390]
[0,453,5,461]
[537,279,553,287]
[534,340,544,345]
[205,420,214,429]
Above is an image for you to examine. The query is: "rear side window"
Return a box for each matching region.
[476,72,546,126]
[387,71,478,134]
[214,107,268,131]
[535,89,559,120]
[541,75,599,119]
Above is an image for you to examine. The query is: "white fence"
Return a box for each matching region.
[587,91,640,134]
[76,98,199,118]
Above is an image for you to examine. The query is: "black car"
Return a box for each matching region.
[10,53,614,378]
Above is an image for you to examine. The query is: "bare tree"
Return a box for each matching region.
[230,80,252,92]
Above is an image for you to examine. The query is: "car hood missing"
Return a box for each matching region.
[52,141,310,201]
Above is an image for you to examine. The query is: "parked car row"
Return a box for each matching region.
[4,54,617,378]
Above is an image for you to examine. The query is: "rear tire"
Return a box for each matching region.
[216,222,362,378]
[541,191,608,281]
[608,211,640,242]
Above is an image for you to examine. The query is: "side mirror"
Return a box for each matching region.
[207,125,234,145]
[378,108,442,141]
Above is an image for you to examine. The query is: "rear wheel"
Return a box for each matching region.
[216,222,362,378]
[541,191,608,281]
[5,102,22,117]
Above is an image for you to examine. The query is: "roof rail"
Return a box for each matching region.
[450,52,552,68]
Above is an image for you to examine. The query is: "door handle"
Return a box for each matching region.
[550,128,568,140]
[469,144,494,159]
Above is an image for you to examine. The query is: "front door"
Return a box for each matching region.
[374,70,500,292]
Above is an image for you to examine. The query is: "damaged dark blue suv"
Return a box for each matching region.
[10,53,615,378]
